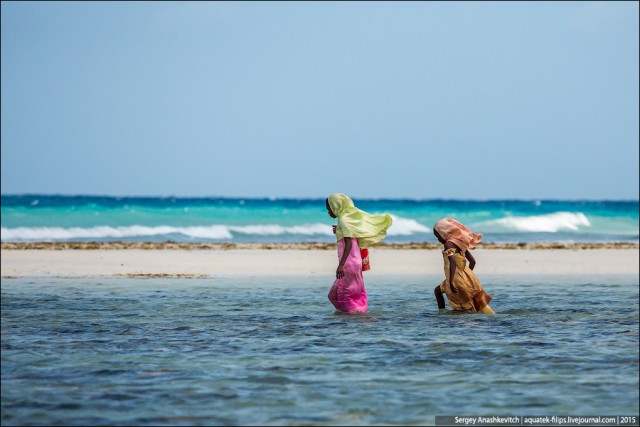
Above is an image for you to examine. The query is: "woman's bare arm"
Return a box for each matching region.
[465,250,476,270]
[336,237,352,279]
[444,241,458,293]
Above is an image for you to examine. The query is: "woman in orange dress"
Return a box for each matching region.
[432,218,495,314]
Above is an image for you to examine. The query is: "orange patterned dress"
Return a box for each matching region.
[439,248,494,313]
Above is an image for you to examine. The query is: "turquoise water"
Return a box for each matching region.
[1,196,638,243]
[2,275,638,425]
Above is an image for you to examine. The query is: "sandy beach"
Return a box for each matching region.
[1,243,638,277]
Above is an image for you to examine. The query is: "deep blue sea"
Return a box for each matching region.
[2,274,639,426]
[1,195,638,243]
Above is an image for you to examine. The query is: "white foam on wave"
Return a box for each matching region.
[0,215,431,241]
[0,223,335,241]
[482,212,591,232]
[0,225,234,241]
[386,214,431,236]
[228,223,333,236]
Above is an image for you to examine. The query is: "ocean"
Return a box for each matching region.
[1,195,638,243]
[2,274,638,425]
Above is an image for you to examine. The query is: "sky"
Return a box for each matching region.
[1,1,638,200]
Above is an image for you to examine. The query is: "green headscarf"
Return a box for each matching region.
[327,193,393,249]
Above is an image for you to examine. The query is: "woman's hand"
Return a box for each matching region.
[449,281,458,293]
[336,264,345,279]
[332,225,337,234]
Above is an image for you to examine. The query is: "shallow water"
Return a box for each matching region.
[2,274,638,425]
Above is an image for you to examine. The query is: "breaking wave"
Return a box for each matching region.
[481,212,591,232]
[0,215,431,241]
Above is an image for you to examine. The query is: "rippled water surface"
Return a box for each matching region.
[2,274,639,425]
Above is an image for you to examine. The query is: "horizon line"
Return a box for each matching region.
[1,193,639,203]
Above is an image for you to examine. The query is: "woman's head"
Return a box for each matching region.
[326,193,355,218]
[326,193,393,248]
[325,198,336,218]
[433,218,483,252]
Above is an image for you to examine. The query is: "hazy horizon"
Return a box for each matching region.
[2,193,639,202]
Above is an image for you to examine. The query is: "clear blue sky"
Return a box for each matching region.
[2,1,638,199]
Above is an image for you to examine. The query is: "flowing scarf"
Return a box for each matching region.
[434,218,482,253]
[327,193,393,251]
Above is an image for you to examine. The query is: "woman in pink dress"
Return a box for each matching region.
[325,194,393,314]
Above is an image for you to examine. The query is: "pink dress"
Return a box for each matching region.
[328,238,368,313]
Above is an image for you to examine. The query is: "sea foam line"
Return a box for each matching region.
[0,216,428,241]
[0,225,234,241]
[0,215,430,241]
[480,212,591,232]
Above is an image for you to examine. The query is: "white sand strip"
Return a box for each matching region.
[1,249,638,277]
